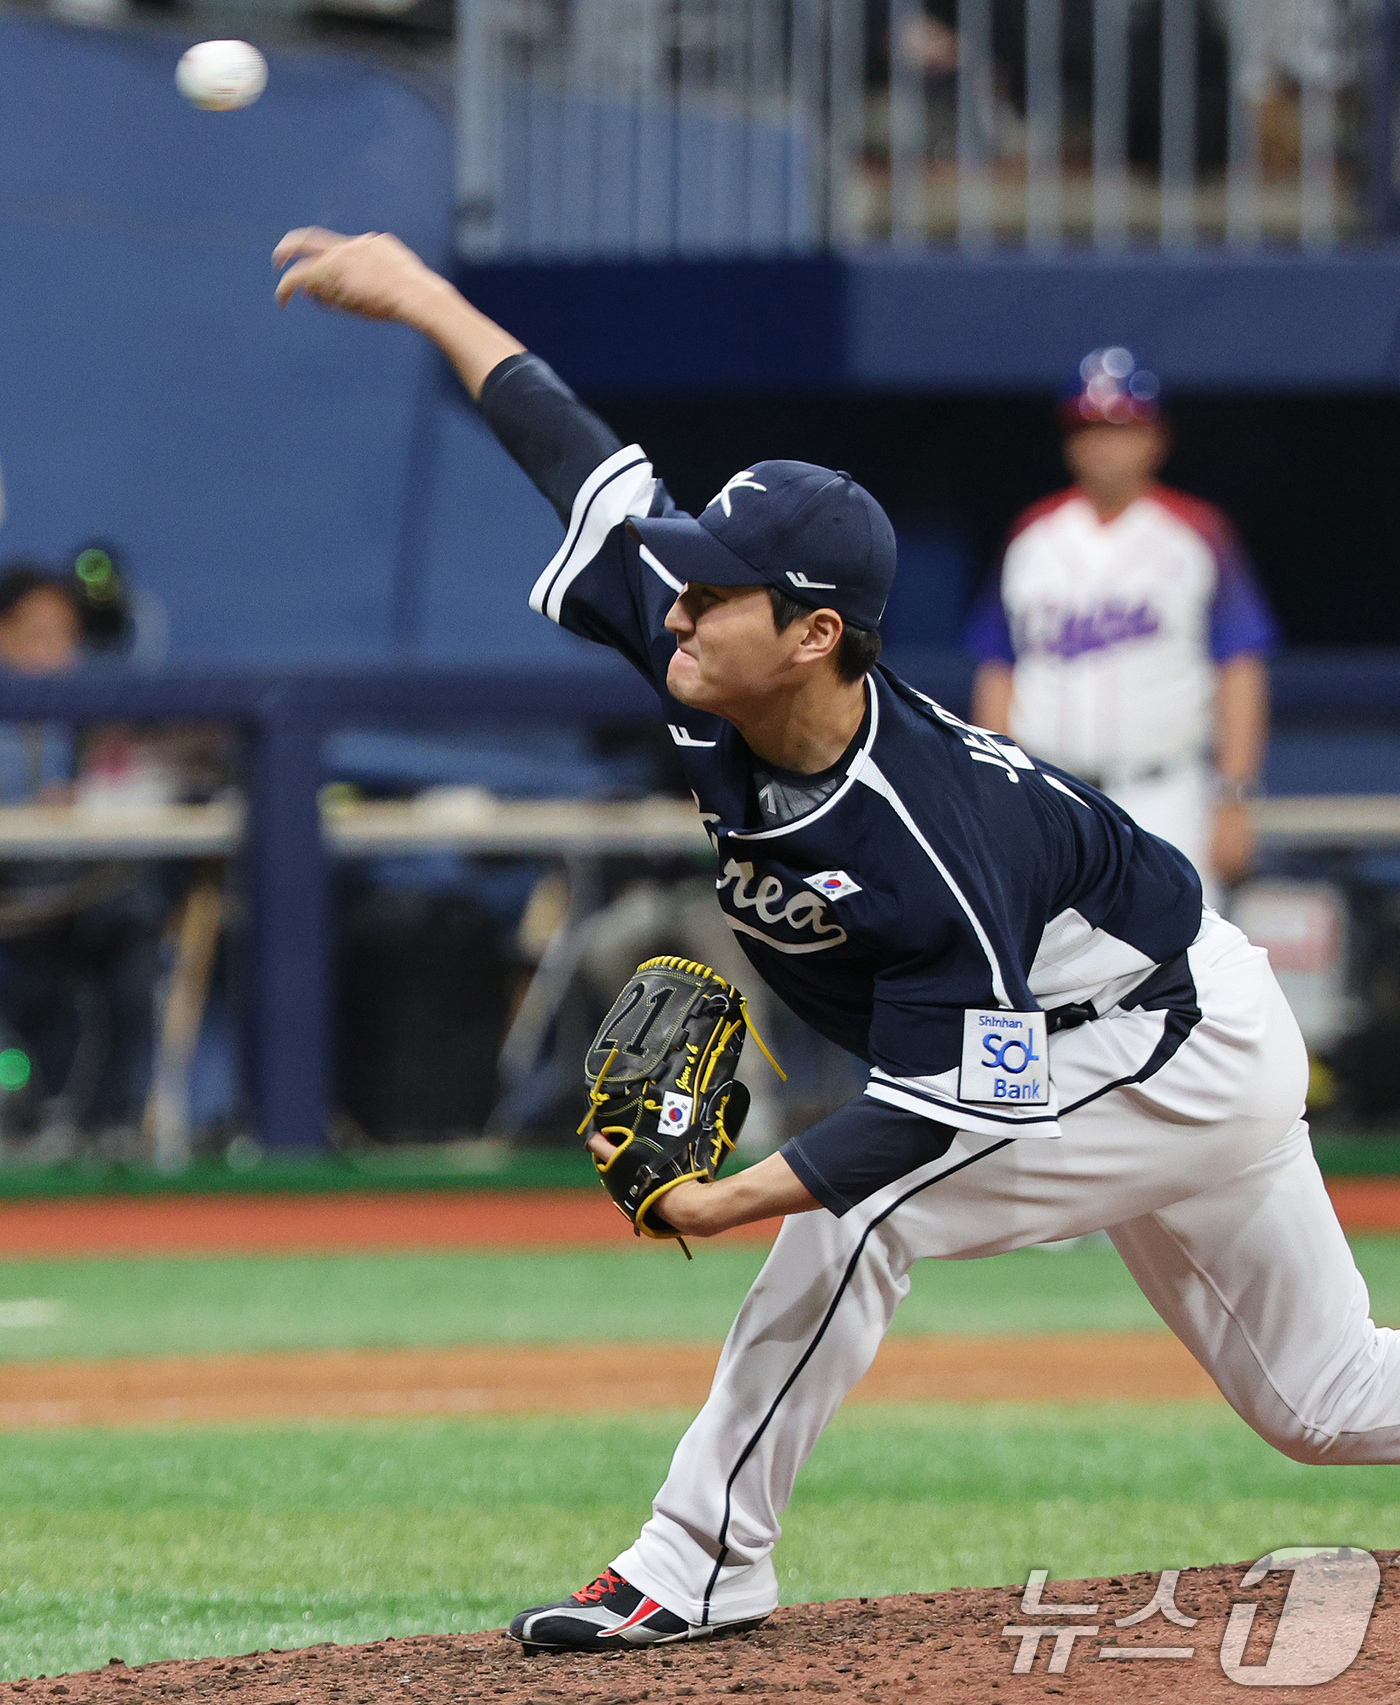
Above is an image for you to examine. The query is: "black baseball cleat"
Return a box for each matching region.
[508,1567,768,1653]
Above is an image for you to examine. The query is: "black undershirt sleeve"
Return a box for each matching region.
[476,351,625,525]
[783,1096,957,1216]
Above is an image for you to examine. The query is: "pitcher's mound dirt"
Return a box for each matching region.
[14,1559,1396,1703]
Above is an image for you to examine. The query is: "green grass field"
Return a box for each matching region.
[4,1236,1400,1360]
[4,1235,1400,1679]
[2,1405,1399,1680]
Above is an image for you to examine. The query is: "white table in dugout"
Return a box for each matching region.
[0,797,710,859]
[0,793,1389,1159]
[0,793,1389,859]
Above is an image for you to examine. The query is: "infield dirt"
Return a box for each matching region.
[0,1177,1394,1258]
[10,1561,1394,1701]
[0,1331,1218,1426]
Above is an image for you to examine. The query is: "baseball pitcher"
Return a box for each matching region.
[273,230,1400,1656]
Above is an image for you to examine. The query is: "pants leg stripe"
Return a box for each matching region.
[699,1137,1014,1622]
[1057,1006,1202,1119]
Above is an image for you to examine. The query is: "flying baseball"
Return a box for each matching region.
[176,40,268,111]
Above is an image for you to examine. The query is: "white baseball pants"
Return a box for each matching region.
[613,917,1400,1627]
[1108,761,1219,908]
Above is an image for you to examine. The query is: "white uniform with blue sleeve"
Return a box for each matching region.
[482,352,1400,1633]
[966,485,1279,905]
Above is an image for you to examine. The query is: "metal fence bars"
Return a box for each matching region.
[455,0,1380,257]
[456,0,850,255]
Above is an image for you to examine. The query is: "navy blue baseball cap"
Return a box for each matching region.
[629,460,895,632]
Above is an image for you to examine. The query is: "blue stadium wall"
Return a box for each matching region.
[3,12,1400,672]
[461,248,1400,394]
[0,14,569,670]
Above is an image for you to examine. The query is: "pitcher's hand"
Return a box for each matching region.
[585,1131,618,1167]
[586,1128,817,1237]
[273,228,449,327]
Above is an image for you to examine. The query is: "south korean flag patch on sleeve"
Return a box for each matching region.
[806,870,862,901]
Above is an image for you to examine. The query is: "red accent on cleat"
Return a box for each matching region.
[613,1598,663,1633]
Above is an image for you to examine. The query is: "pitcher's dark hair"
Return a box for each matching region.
[769,589,882,684]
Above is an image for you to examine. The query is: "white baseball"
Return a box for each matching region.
[175,40,268,112]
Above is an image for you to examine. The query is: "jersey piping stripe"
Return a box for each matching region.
[870,968,1200,1126]
[855,756,1014,1009]
[864,1077,1060,1130]
[636,541,685,593]
[698,1136,1014,1624]
[1057,980,1202,1117]
[728,678,880,843]
[1043,774,1089,806]
[529,440,649,612]
[538,454,656,624]
[529,444,656,624]
[529,441,646,615]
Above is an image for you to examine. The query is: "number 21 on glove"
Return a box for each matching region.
[580,956,785,1256]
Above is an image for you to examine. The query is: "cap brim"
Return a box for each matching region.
[1058,398,1163,429]
[629,515,771,590]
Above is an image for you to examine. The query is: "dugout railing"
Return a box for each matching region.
[455,0,1399,259]
[0,645,1392,1156]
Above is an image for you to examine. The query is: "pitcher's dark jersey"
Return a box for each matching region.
[483,353,1205,1141]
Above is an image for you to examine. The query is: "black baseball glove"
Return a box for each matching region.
[581,956,783,1254]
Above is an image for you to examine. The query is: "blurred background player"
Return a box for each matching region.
[965,348,1280,908]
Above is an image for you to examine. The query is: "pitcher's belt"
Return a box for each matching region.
[1076,755,1203,791]
[1045,1000,1097,1034]
[1042,947,1194,1036]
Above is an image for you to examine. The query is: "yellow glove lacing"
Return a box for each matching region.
[580,958,787,1259]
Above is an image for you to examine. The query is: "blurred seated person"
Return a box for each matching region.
[69,543,236,810]
[0,561,163,1156]
[0,565,82,802]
